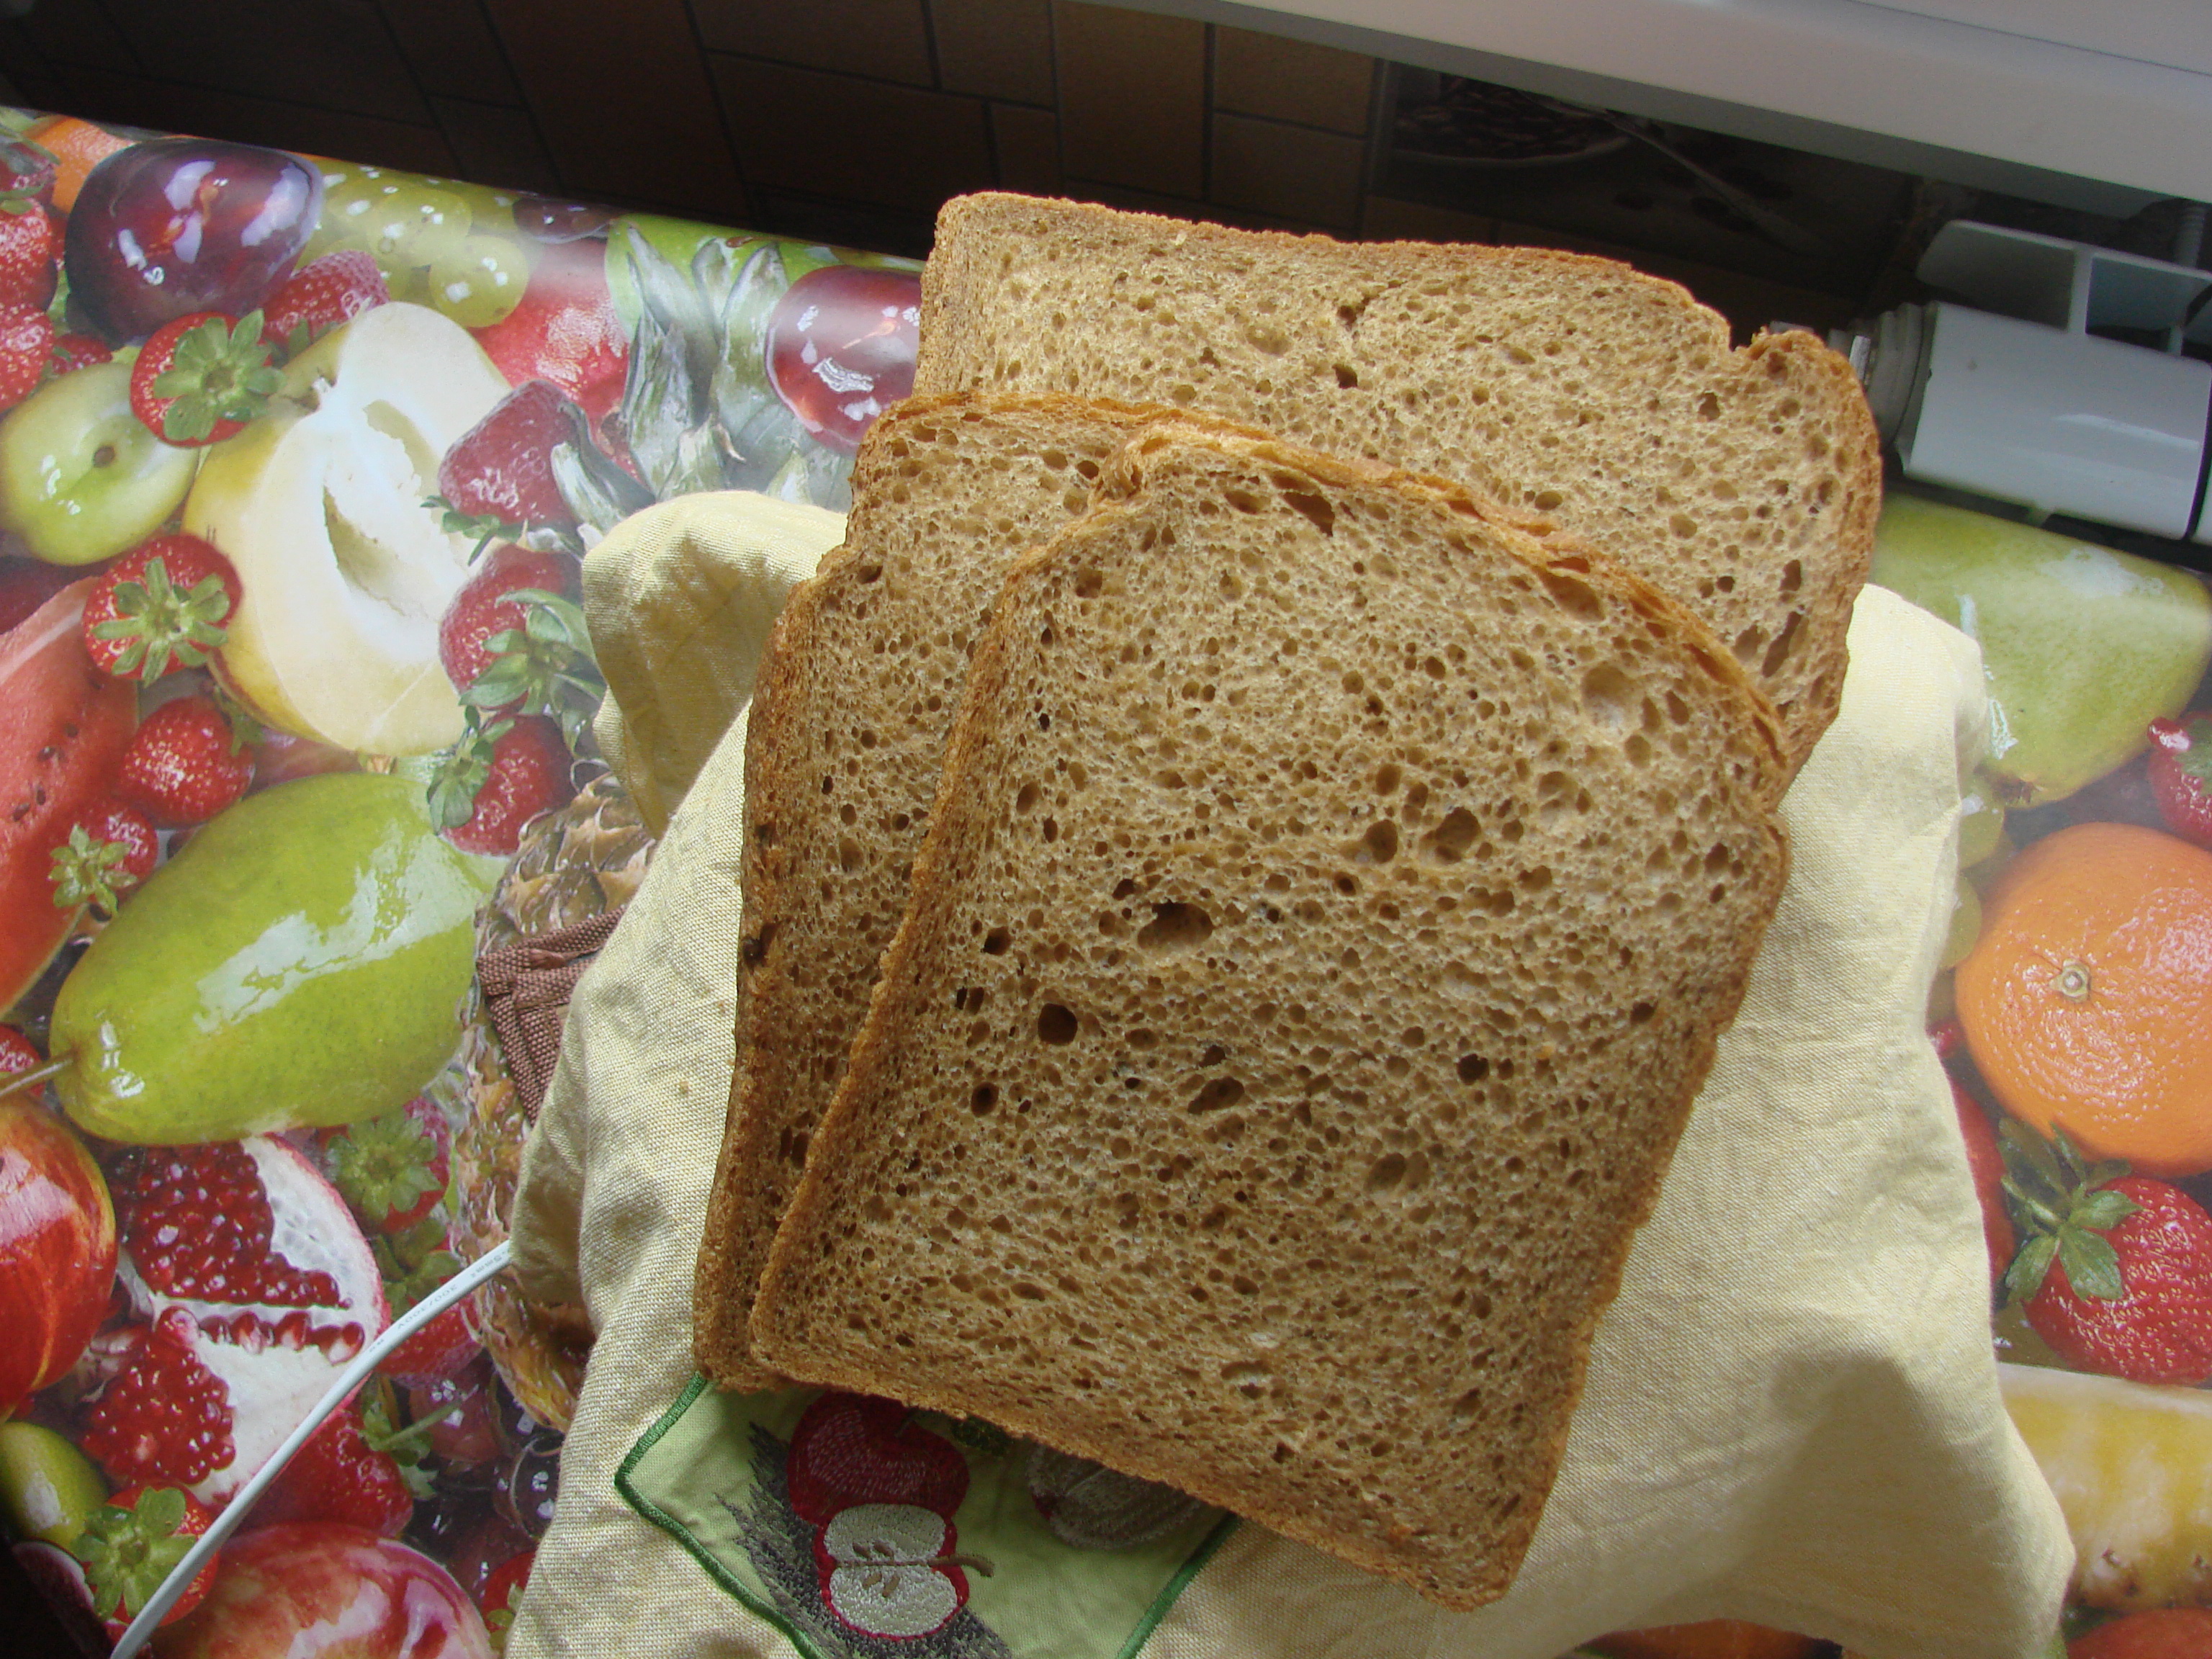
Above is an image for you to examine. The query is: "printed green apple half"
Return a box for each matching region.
[185,302,511,755]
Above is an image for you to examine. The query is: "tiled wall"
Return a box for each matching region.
[0,0,1937,336]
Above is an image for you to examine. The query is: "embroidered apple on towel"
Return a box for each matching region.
[786,1392,983,1639]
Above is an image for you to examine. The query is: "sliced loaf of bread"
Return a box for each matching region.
[913,192,1879,776]
[749,426,1791,1608]
[696,394,1212,1390]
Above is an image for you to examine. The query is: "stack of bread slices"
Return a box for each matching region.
[693,194,1879,1610]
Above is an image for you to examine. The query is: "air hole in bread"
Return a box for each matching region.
[1457,1055,1491,1083]
[1358,822,1399,864]
[983,927,1012,955]
[972,1084,998,1114]
[1074,567,1105,598]
[1189,1076,1246,1114]
[1334,364,1359,389]
[1428,808,1478,861]
[1137,902,1213,951]
[1538,568,1601,619]
[1015,783,1040,814]
[1696,391,1721,419]
[1278,488,1336,536]
[1225,487,1262,514]
[1037,1004,1078,1044]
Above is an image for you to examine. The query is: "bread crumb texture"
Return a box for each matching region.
[912,194,1878,774]
[698,397,1190,1390]
[752,432,1789,1609]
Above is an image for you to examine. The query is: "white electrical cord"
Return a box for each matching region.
[107,1238,515,1659]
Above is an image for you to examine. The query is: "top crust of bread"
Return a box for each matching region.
[750,426,1789,1609]
[913,192,1879,778]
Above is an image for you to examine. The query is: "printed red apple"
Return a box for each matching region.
[786,1393,969,1523]
[814,1502,973,1638]
[0,1099,117,1417]
[788,1393,977,1639]
[153,1521,495,1658]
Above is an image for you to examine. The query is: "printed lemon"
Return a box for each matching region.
[1958,821,2212,1177]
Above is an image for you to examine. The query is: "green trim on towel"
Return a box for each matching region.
[618,1372,1236,1659]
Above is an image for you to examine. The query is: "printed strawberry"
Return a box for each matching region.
[481,1545,535,1651]
[471,238,627,444]
[0,191,58,311]
[437,542,575,688]
[117,692,256,825]
[254,1390,434,1537]
[48,332,111,377]
[49,796,158,914]
[81,532,241,682]
[436,378,584,528]
[2147,715,2212,848]
[437,544,601,747]
[0,302,53,412]
[426,711,572,856]
[376,1232,480,1388]
[68,1482,217,1640]
[323,1095,450,1235]
[128,310,282,445]
[2003,1123,2212,1384]
[0,1022,39,1072]
[1949,1081,2015,1284]
[263,250,389,353]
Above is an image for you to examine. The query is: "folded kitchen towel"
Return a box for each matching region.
[506,490,2072,1659]
[584,490,850,837]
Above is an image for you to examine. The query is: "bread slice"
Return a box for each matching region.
[913,192,1879,777]
[750,426,1791,1608]
[696,393,1229,1390]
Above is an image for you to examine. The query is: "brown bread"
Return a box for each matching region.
[749,426,1791,1609]
[913,192,1879,775]
[696,394,1216,1389]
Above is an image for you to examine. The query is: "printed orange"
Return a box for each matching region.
[1958,821,2212,1178]
[27,115,132,212]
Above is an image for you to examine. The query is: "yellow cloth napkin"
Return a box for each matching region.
[585,490,850,837]
[508,494,2072,1658]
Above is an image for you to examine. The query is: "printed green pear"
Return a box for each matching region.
[48,773,495,1145]
[1872,495,2212,805]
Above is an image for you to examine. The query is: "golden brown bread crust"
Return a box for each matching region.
[913,192,1879,781]
[750,426,1789,1609]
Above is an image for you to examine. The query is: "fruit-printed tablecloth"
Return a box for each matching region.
[0,107,918,1655]
[0,102,2205,1659]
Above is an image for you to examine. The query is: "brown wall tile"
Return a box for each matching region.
[19,1,141,72]
[692,0,934,88]
[991,102,1060,195]
[481,0,746,219]
[932,0,1054,105]
[431,97,561,193]
[57,66,458,176]
[379,0,524,105]
[1053,1,1203,198]
[101,0,431,125]
[1214,24,1372,136]
[714,57,992,213]
[1211,111,1362,231]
